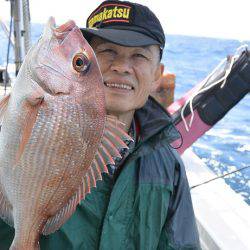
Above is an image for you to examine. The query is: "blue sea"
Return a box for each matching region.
[0,24,249,204]
[164,35,250,205]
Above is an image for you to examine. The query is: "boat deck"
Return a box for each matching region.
[183,149,250,250]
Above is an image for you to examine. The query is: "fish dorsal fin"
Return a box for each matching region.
[0,94,10,128]
[0,184,13,227]
[42,115,133,235]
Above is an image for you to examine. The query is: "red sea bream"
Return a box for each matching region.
[0,18,131,249]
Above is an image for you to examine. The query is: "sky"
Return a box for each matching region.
[0,0,250,41]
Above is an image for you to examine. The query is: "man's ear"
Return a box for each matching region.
[151,63,164,92]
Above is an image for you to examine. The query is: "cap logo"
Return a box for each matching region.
[87,3,132,28]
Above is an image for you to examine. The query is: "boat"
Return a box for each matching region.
[183,148,250,249]
[0,0,249,249]
[147,47,250,249]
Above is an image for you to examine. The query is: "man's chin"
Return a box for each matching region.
[105,101,132,115]
[106,106,129,115]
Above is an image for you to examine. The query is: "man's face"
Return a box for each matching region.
[90,37,162,115]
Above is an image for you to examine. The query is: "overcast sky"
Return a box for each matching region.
[0,0,249,41]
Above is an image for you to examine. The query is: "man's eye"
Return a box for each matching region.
[100,49,116,54]
[134,53,148,60]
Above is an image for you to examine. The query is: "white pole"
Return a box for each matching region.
[22,0,31,54]
[12,0,25,75]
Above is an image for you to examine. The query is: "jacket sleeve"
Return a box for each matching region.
[158,147,201,250]
[0,219,15,250]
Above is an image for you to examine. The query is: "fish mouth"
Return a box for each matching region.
[52,19,77,42]
[44,17,77,43]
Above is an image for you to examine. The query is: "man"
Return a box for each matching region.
[0,1,200,249]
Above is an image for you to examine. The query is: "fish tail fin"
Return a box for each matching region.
[10,244,40,250]
[10,230,40,250]
[9,208,43,250]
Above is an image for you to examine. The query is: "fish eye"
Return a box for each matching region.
[73,53,90,73]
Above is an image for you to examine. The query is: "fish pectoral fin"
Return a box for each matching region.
[15,83,45,163]
[16,100,41,164]
[0,94,11,129]
[25,83,45,106]
[42,115,133,235]
[0,183,13,227]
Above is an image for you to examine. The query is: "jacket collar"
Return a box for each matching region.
[135,96,180,145]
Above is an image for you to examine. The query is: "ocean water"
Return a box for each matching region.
[0,24,249,204]
[164,35,250,204]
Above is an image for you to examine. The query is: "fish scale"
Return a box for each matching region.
[0,18,132,249]
[17,101,90,213]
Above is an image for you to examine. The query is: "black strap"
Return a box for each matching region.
[198,50,250,125]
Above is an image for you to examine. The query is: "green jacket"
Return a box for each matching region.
[0,97,200,249]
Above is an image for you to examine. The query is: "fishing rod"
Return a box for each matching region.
[168,46,250,155]
[190,165,250,190]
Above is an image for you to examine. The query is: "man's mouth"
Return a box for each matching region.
[104,82,134,90]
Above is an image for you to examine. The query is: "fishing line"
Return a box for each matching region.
[190,165,250,190]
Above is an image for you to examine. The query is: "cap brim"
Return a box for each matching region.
[80,28,160,47]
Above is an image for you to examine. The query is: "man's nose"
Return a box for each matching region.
[110,56,133,74]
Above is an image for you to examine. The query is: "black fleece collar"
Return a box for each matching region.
[135,96,180,144]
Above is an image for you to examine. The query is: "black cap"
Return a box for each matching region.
[81,0,165,51]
